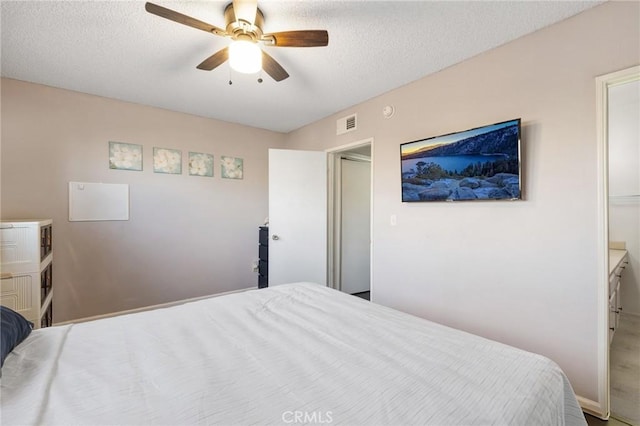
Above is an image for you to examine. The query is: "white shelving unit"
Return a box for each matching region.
[0,219,53,328]
[608,248,628,343]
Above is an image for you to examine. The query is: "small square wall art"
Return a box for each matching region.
[153,147,182,174]
[109,141,142,171]
[221,156,243,180]
[189,152,214,177]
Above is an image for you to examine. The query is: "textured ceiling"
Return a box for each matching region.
[1,1,601,133]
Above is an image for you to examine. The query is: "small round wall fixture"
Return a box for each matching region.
[382,105,395,118]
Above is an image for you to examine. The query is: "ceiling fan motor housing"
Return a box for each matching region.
[224,3,264,42]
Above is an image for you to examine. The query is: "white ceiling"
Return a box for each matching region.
[1,1,602,133]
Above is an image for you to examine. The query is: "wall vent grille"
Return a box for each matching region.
[336,114,357,135]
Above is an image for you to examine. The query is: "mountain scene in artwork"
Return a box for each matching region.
[401,120,520,201]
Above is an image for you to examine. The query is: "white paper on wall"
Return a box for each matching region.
[68,182,129,221]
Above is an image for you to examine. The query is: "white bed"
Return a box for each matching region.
[1,282,586,425]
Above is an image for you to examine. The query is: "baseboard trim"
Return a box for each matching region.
[577,395,608,420]
[54,286,256,326]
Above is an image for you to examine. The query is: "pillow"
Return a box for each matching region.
[1,306,33,368]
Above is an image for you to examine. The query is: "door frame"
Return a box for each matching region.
[592,65,640,420]
[326,138,374,296]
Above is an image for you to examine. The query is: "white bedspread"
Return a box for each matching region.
[1,283,586,425]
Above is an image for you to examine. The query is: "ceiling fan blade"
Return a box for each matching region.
[232,0,258,25]
[263,30,329,47]
[145,2,226,36]
[197,47,229,71]
[261,51,289,82]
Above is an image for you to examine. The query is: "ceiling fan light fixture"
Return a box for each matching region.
[145,1,327,82]
[229,40,262,74]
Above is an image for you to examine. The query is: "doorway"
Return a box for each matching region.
[595,65,640,422]
[327,139,373,300]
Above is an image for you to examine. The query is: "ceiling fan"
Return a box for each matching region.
[145,0,329,82]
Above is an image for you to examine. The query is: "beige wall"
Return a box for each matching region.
[285,1,639,408]
[1,79,286,322]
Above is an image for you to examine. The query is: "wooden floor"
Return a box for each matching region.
[610,312,640,425]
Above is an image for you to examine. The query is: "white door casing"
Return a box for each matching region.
[592,64,640,420]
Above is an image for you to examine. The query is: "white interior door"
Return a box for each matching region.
[268,149,327,286]
[340,159,371,294]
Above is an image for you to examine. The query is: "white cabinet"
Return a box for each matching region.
[0,220,53,328]
[608,249,628,343]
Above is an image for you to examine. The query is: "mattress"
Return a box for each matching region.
[0,282,586,425]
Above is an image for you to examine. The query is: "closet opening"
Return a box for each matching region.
[327,139,373,301]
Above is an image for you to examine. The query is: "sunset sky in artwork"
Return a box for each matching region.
[401,120,517,156]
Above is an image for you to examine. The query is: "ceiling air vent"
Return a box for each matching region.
[336,114,357,135]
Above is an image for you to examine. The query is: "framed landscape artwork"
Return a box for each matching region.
[400,118,522,202]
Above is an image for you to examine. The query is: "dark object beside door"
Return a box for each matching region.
[258,227,268,288]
